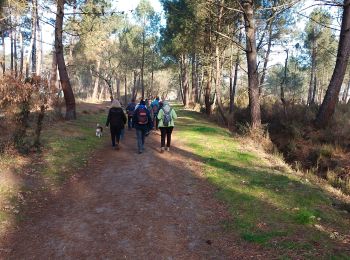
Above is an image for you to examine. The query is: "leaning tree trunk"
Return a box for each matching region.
[242,0,261,129]
[316,0,350,127]
[55,0,76,120]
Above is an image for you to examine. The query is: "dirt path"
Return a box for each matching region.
[3,129,270,259]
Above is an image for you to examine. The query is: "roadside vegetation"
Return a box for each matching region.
[176,106,350,259]
[0,105,107,239]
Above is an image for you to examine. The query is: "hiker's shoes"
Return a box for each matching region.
[166,147,170,152]
[116,144,120,150]
[138,150,142,154]
[160,147,165,153]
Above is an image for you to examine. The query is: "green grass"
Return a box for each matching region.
[0,108,108,232]
[40,112,107,184]
[175,106,350,258]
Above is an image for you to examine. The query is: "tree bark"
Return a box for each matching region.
[10,27,13,74]
[31,0,37,75]
[124,74,128,105]
[180,54,190,107]
[204,65,213,115]
[308,38,317,105]
[55,0,76,120]
[116,78,120,100]
[191,53,198,104]
[14,25,17,77]
[230,24,243,114]
[316,0,350,127]
[141,17,146,99]
[1,32,5,75]
[214,1,227,125]
[19,30,24,76]
[242,0,261,129]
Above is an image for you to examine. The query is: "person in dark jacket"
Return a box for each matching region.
[132,100,153,154]
[106,100,127,150]
[126,99,136,130]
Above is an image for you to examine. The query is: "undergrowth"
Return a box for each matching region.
[176,106,350,259]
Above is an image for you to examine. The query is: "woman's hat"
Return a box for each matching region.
[111,99,121,108]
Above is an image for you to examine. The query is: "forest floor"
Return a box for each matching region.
[0,103,349,259]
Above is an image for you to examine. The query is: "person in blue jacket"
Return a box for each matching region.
[132,100,153,154]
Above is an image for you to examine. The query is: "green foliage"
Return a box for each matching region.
[176,107,349,257]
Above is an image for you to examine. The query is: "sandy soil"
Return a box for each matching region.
[2,129,271,259]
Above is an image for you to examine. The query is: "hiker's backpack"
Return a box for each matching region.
[137,107,148,125]
[163,108,172,127]
[127,103,135,117]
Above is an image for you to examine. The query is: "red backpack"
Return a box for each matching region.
[137,107,148,125]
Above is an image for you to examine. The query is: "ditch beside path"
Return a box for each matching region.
[3,128,272,259]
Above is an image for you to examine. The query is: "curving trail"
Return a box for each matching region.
[4,129,270,259]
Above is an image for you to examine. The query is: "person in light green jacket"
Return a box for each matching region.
[157,101,177,153]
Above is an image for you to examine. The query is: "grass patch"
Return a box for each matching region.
[40,112,107,184]
[0,106,108,234]
[176,107,350,258]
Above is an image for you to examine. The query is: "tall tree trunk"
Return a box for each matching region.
[124,74,127,105]
[1,32,5,75]
[116,78,120,100]
[92,60,100,100]
[50,49,61,117]
[132,71,137,100]
[230,24,243,114]
[204,65,213,115]
[55,0,76,120]
[191,53,197,104]
[316,0,350,127]
[31,0,37,75]
[214,1,227,125]
[308,39,317,105]
[10,27,13,74]
[178,72,184,103]
[14,26,17,77]
[19,30,24,75]
[242,0,261,129]
[141,18,145,99]
[36,20,42,75]
[195,56,200,102]
[180,54,190,107]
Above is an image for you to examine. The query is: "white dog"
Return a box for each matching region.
[96,124,103,138]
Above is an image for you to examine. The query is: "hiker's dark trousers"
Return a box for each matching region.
[110,126,122,147]
[160,127,173,148]
[128,116,133,129]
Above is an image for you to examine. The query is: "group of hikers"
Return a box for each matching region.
[105,97,177,154]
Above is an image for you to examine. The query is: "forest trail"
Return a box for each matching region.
[3,125,270,259]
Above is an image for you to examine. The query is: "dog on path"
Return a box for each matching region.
[96,124,103,138]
